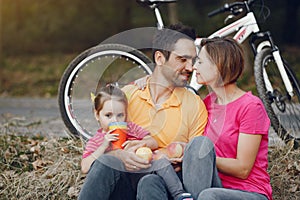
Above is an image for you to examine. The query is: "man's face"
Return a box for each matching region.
[161,38,197,87]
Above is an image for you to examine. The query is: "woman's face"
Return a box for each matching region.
[193,47,219,86]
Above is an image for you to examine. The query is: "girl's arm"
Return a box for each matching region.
[216,133,262,179]
[122,135,158,150]
[81,133,118,174]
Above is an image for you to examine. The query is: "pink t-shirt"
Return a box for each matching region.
[204,92,272,200]
[82,121,150,159]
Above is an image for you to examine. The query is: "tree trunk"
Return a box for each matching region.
[168,3,178,24]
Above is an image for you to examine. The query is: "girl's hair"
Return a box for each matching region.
[200,37,244,86]
[94,85,128,116]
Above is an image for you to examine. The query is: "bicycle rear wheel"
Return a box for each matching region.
[58,44,153,140]
[254,48,300,148]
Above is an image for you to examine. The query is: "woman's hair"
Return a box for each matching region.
[200,37,244,86]
[94,85,128,116]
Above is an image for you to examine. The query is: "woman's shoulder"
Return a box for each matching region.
[241,91,263,105]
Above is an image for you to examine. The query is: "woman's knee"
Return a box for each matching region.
[198,188,220,200]
[185,136,214,159]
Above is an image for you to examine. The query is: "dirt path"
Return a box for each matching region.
[0,97,69,138]
[0,97,285,146]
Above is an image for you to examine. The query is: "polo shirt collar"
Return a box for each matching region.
[138,81,182,107]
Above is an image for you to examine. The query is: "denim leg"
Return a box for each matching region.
[183,136,222,198]
[137,174,170,200]
[197,188,268,200]
[154,158,185,199]
[78,154,135,200]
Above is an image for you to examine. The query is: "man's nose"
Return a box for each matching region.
[185,60,193,71]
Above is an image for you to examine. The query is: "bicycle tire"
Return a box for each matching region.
[58,44,153,140]
[254,47,300,148]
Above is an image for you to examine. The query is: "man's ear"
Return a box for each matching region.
[154,51,166,66]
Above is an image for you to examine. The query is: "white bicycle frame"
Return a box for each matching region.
[180,11,294,97]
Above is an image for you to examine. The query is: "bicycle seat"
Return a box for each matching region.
[137,0,177,7]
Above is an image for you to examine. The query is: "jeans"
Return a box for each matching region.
[137,136,268,200]
[137,136,222,200]
[78,154,184,200]
[78,155,138,200]
[198,188,268,200]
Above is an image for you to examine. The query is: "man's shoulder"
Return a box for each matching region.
[122,84,139,100]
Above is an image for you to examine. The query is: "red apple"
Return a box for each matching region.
[167,143,183,158]
[136,147,153,161]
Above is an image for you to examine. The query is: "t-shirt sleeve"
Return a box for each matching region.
[82,131,105,158]
[127,122,150,140]
[239,101,270,135]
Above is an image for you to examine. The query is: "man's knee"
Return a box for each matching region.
[138,174,161,189]
[137,174,168,200]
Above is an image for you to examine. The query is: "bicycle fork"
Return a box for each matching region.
[253,32,295,98]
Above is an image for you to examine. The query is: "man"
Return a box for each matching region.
[78,23,208,200]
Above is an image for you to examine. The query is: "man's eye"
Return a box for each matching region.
[180,58,187,62]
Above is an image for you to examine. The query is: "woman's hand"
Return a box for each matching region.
[134,75,150,90]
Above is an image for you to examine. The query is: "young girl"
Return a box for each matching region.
[80,85,193,200]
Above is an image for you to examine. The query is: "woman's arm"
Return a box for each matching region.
[216,133,262,179]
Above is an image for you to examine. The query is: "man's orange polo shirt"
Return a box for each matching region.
[123,84,208,149]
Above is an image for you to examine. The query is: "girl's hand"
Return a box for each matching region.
[102,132,119,148]
[134,75,150,90]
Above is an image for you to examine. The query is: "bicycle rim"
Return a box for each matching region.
[254,48,300,147]
[58,44,153,140]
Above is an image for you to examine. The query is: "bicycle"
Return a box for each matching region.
[58,0,300,148]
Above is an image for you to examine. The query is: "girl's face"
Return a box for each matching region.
[193,47,219,86]
[95,99,126,132]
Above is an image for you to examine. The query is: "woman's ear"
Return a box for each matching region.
[154,51,166,66]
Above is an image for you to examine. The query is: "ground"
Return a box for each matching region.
[0,114,300,200]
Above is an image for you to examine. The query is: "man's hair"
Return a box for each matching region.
[152,23,196,62]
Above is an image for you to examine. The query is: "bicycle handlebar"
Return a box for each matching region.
[208,0,259,17]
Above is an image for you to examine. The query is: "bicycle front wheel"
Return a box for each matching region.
[58,44,153,140]
[254,48,300,148]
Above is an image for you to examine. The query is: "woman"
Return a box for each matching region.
[187,37,272,199]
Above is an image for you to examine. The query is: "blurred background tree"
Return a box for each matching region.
[1,0,299,56]
[0,0,299,97]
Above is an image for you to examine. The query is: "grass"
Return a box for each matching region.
[0,53,77,97]
[0,117,299,199]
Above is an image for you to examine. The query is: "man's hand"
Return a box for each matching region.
[118,149,151,171]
